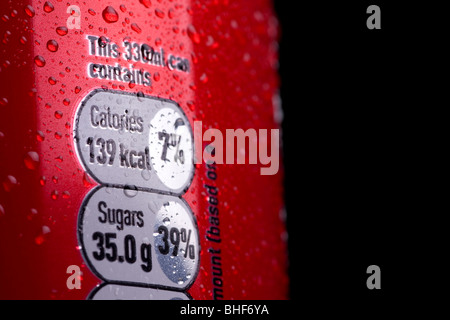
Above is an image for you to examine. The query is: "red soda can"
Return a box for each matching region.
[0,0,288,300]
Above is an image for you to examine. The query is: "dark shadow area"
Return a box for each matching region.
[273,0,428,302]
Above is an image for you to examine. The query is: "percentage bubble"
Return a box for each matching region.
[157,227,195,260]
[154,201,199,285]
[149,108,193,190]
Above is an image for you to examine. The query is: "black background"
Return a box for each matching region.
[274,0,443,304]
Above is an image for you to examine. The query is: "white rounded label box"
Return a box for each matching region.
[74,89,194,195]
[89,284,191,300]
[78,186,200,290]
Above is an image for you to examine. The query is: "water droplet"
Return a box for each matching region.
[20,36,28,44]
[155,8,165,19]
[131,23,142,34]
[186,101,195,111]
[88,9,96,16]
[74,86,81,94]
[148,202,158,214]
[119,5,127,13]
[28,208,38,219]
[62,191,70,199]
[54,132,62,140]
[163,217,170,226]
[51,190,59,200]
[48,76,57,85]
[46,39,59,52]
[82,173,94,187]
[63,98,70,106]
[141,170,151,181]
[24,5,35,17]
[56,26,68,36]
[177,280,184,285]
[139,0,152,9]
[102,6,119,23]
[43,2,54,13]
[3,175,18,192]
[39,176,47,186]
[136,91,145,101]
[199,73,208,83]
[34,234,45,245]
[0,204,4,216]
[0,97,8,106]
[168,8,175,19]
[24,151,39,170]
[42,225,51,234]
[153,72,160,81]
[187,25,201,44]
[34,55,46,67]
[123,185,138,197]
[54,110,63,119]
[36,131,45,142]
[98,36,108,48]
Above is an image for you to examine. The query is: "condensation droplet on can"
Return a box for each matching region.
[46,39,59,52]
[54,110,63,119]
[98,36,108,48]
[141,169,151,181]
[139,0,151,9]
[123,185,138,198]
[42,225,51,234]
[155,8,165,19]
[44,1,55,13]
[24,151,39,170]
[34,55,46,67]
[24,5,35,17]
[0,97,8,106]
[102,6,119,23]
[56,26,68,36]
[51,190,59,200]
[2,175,18,192]
[131,23,142,34]
[43,2,55,13]
[48,76,57,85]
[187,25,201,44]
[83,173,95,187]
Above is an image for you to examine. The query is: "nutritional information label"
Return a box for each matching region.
[74,89,198,299]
